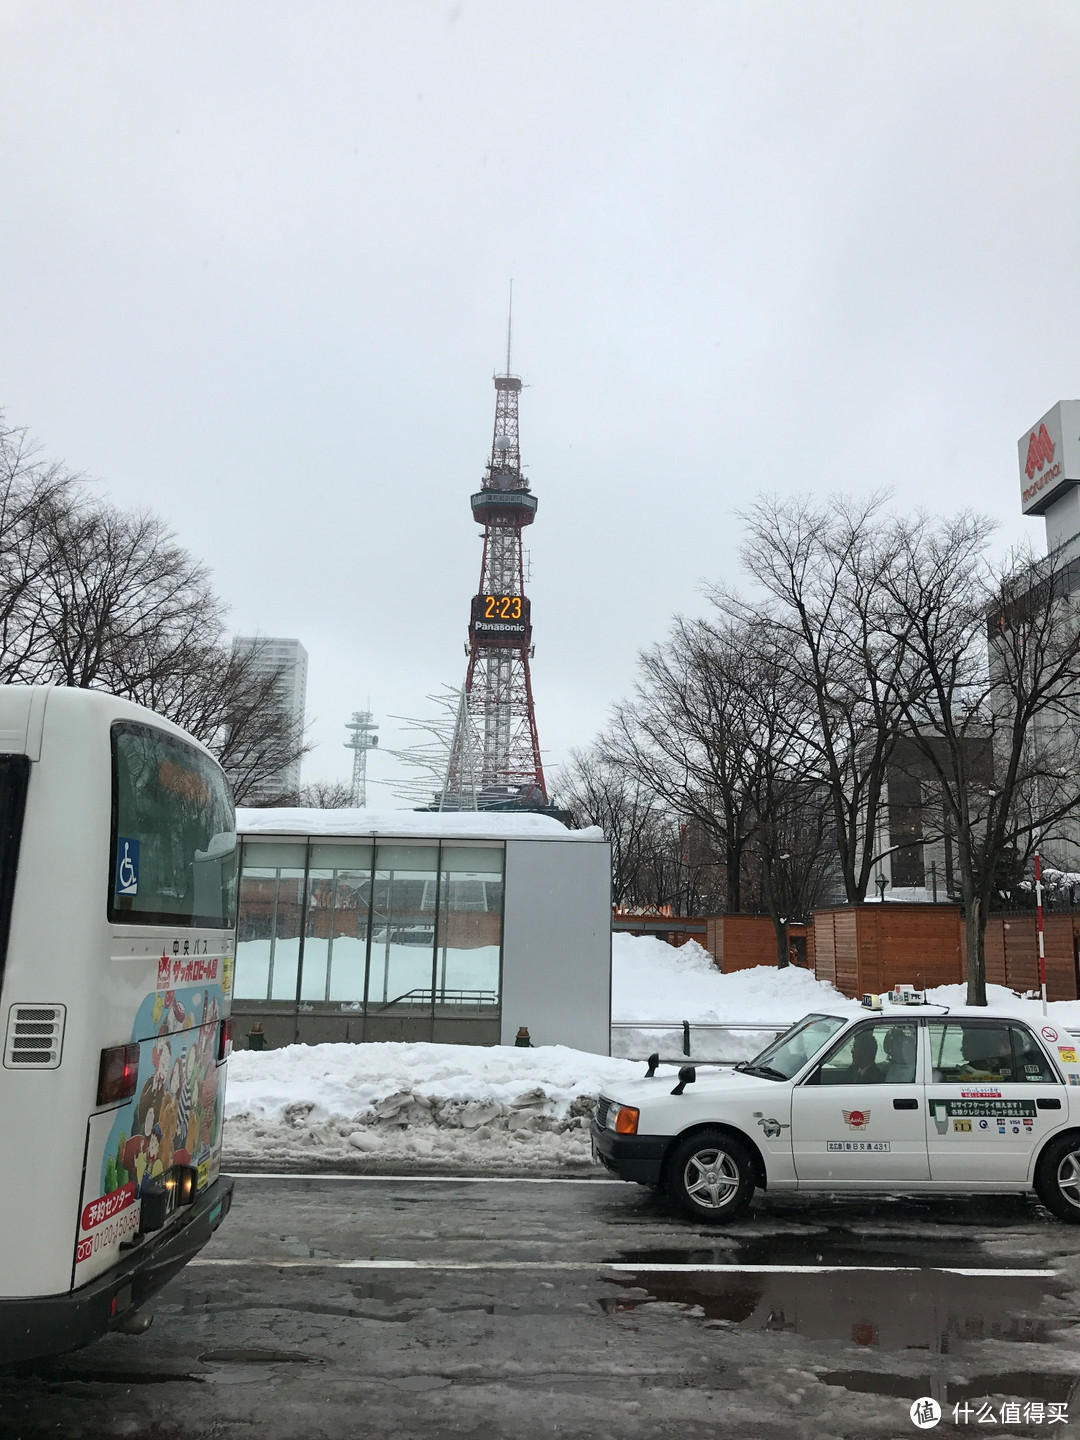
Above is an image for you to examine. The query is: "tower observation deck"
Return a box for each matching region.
[440,362,547,810]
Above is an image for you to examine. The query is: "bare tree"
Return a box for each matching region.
[603,616,763,912]
[560,747,665,905]
[560,750,726,911]
[737,628,840,966]
[32,504,218,694]
[602,612,836,954]
[731,493,920,903]
[148,640,310,806]
[296,780,355,808]
[0,414,307,802]
[884,515,1080,1003]
[0,414,83,682]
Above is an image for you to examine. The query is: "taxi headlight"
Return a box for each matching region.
[614,1105,640,1136]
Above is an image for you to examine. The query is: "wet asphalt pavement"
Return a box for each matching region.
[4,1175,1080,1439]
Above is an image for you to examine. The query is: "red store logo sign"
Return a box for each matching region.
[1025,424,1056,480]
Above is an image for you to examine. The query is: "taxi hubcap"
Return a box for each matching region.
[1057,1151,1080,1208]
[684,1148,739,1209]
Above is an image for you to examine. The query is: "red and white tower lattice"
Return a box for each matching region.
[440,348,547,810]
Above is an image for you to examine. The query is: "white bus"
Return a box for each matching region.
[0,686,237,1362]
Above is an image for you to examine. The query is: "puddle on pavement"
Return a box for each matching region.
[2,1368,202,1386]
[199,1349,323,1365]
[604,1269,1073,1353]
[613,1224,998,1271]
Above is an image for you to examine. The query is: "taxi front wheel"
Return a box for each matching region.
[666,1129,755,1224]
[1035,1134,1080,1223]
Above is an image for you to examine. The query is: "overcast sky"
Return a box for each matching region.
[2,3,1079,802]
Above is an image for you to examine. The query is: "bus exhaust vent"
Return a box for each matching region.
[4,1005,66,1069]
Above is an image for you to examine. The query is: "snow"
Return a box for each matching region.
[610,932,857,1061]
[221,931,1080,1174]
[611,933,849,1024]
[222,932,853,1172]
[223,1041,645,1173]
[921,980,1080,1028]
[236,806,603,842]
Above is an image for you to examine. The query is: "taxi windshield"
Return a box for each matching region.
[739,1014,848,1081]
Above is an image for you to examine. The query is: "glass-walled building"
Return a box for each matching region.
[232,810,611,1051]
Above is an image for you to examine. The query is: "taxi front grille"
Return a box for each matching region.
[4,1004,66,1068]
[596,1096,613,1129]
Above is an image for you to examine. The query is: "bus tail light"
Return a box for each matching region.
[218,1017,233,1061]
[97,1043,140,1106]
[139,1164,198,1234]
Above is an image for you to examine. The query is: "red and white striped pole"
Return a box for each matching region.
[1035,849,1048,1016]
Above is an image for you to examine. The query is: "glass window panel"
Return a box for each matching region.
[235,868,277,999]
[268,871,305,1001]
[436,846,503,1011]
[375,843,438,870]
[110,722,236,927]
[930,1024,1015,1083]
[817,1024,906,1085]
[1010,1026,1056,1083]
[747,1014,847,1079]
[241,841,307,870]
[327,865,373,1004]
[310,843,373,872]
[300,868,335,1001]
[370,844,438,1012]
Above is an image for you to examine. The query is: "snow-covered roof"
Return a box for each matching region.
[236,806,604,843]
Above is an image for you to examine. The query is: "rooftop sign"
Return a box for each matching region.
[1019,400,1080,515]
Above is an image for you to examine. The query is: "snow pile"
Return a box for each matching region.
[236,806,602,842]
[223,1042,647,1173]
[923,981,1080,1028]
[611,932,855,1060]
[222,934,858,1170]
[612,932,849,1023]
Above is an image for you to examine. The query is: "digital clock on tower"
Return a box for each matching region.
[470,593,532,640]
[483,595,523,621]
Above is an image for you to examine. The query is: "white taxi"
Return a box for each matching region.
[590,1000,1080,1223]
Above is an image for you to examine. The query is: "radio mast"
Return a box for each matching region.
[344,708,378,806]
[440,305,546,810]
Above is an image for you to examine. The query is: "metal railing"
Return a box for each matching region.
[611,1019,792,1065]
[374,987,499,1013]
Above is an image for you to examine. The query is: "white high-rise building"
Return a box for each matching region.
[231,636,309,803]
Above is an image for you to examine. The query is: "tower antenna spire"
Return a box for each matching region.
[441,315,547,811]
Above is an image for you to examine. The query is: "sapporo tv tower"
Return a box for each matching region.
[441,308,548,810]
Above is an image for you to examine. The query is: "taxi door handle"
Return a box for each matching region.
[1037,1098,1062,1110]
[893,1098,919,1110]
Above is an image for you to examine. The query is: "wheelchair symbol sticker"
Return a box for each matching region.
[115,837,140,896]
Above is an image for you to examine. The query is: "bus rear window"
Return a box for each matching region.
[109,723,237,929]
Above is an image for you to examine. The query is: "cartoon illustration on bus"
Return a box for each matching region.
[99,982,225,1203]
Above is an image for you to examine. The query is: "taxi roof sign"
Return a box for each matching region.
[862,984,927,1009]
